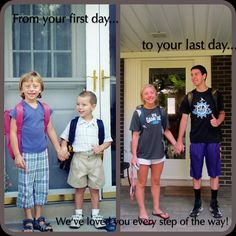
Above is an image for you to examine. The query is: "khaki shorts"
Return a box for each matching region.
[67,151,105,189]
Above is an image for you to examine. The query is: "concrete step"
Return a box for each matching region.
[4,200,116,232]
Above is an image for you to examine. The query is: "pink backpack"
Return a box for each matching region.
[4,101,50,160]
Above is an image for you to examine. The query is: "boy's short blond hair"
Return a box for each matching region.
[78,91,97,105]
[19,71,44,99]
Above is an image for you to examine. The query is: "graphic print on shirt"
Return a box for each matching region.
[192,98,212,118]
[146,113,161,125]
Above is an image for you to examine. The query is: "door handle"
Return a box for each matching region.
[100,69,110,91]
[87,70,97,92]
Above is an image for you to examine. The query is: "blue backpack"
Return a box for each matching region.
[59,116,105,172]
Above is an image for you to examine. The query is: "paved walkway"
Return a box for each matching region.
[4,200,116,233]
[3,186,233,233]
[120,186,232,233]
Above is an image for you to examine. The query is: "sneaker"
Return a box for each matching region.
[70,214,84,229]
[189,200,203,217]
[104,217,116,232]
[91,214,106,229]
[209,200,223,218]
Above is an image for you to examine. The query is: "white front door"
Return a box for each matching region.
[85,5,115,195]
[142,60,209,180]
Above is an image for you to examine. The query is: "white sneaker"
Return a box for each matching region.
[70,214,84,229]
[91,214,106,229]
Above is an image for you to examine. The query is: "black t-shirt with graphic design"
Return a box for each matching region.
[179,88,224,143]
[129,107,169,160]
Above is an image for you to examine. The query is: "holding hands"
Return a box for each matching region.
[57,146,70,161]
[174,141,185,155]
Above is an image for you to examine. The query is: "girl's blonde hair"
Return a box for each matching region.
[19,71,44,99]
[140,84,158,104]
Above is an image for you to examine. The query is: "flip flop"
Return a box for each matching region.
[138,217,155,225]
[152,212,170,219]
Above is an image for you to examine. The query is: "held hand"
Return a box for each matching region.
[92,144,103,155]
[57,147,70,161]
[210,114,219,127]
[173,143,181,154]
[15,154,26,169]
[175,141,185,154]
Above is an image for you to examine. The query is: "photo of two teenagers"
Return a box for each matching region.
[1,2,234,234]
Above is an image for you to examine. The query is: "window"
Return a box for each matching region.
[12,4,72,78]
[149,67,186,159]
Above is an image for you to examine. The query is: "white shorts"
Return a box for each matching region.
[137,156,166,165]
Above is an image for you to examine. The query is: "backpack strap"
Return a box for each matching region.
[15,102,24,135]
[15,102,24,155]
[157,106,167,131]
[97,119,105,145]
[136,106,145,133]
[211,89,218,113]
[68,116,79,146]
[41,102,50,133]
[187,89,195,110]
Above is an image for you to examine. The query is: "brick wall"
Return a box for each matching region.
[120,59,125,177]
[211,55,232,186]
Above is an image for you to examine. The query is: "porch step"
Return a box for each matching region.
[4,200,116,232]
[164,186,211,197]
[5,201,74,224]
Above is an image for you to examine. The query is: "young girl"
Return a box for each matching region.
[130,84,180,223]
[10,71,68,232]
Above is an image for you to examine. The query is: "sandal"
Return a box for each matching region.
[138,217,155,225]
[33,216,53,232]
[152,212,170,219]
[22,219,34,232]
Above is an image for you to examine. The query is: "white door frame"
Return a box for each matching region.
[86,5,115,195]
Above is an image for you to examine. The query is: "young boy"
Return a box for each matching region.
[10,71,68,232]
[60,91,112,229]
[177,65,225,218]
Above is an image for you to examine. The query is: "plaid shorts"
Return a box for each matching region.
[17,149,49,209]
